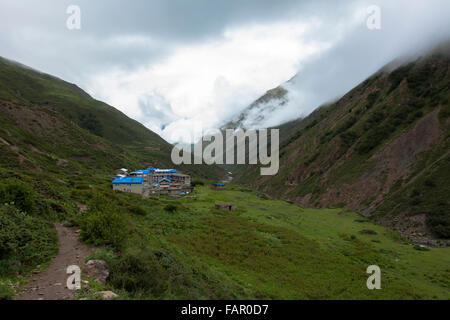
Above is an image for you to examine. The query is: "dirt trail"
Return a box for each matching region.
[15,223,94,300]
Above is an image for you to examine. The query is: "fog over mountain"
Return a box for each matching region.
[1,0,449,143]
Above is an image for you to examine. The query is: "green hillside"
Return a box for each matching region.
[232,48,450,245]
[0,57,165,146]
[0,56,223,179]
[0,57,221,298]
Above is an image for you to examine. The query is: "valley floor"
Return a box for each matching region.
[115,185,449,299]
[6,184,449,300]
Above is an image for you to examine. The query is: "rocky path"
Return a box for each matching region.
[15,223,94,300]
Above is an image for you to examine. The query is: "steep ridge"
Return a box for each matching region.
[232,48,450,245]
[223,86,289,129]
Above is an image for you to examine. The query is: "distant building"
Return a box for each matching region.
[112,177,144,194]
[112,168,192,197]
[211,183,225,190]
[215,203,236,211]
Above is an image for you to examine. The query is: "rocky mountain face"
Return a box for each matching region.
[231,49,450,245]
[222,86,289,129]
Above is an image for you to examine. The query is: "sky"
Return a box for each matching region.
[1,0,449,143]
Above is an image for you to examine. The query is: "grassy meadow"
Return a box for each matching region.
[73,184,449,300]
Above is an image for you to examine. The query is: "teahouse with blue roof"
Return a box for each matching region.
[112,167,192,196]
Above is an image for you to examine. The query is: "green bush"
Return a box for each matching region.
[359,229,378,235]
[0,204,57,275]
[0,179,35,214]
[426,206,450,239]
[191,180,204,187]
[70,188,94,201]
[366,90,380,108]
[413,245,430,252]
[127,204,147,216]
[79,194,127,248]
[108,248,168,297]
[0,282,13,300]
[340,130,358,148]
[163,204,178,213]
[85,248,117,265]
[423,179,436,188]
[358,124,395,154]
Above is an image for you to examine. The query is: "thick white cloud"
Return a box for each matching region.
[87,20,331,143]
[1,0,449,144]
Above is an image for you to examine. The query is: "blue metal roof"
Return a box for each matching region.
[152,178,172,187]
[112,177,144,184]
[134,169,150,174]
[214,183,225,186]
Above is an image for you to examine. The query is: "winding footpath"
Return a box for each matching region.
[15,223,93,300]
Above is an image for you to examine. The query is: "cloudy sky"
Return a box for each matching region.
[1,0,449,143]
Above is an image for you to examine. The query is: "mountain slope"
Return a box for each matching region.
[232,48,450,244]
[222,86,289,129]
[0,57,165,146]
[0,56,223,180]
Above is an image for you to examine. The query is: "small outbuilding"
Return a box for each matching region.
[215,203,236,211]
[212,183,226,190]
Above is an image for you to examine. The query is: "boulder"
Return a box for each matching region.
[84,260,109,284]
[95,291,117,300]
[214,203,236,211]
[62,221,74,227]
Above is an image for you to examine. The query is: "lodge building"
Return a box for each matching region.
[112,168,193,197]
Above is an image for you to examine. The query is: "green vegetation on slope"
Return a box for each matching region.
[0,56,223,180]
[231,50,450,241]
[0,56,222,298]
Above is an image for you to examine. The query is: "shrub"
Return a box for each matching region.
[0,282,13,300]
[163,204,178,213]
[426,206,450,239]
[358,124,395,154]
[366,90,380,108]
[359,229,378,235]
[0,204,57,275]
[108,248,168,297]
[413,245,430,252]
[191,180,204,187]
[0,179,35,214]
[70,188,93,201]
[340,130,358,148]
[79,194,127,248]
[127,204,147,216]
[79,112,103,137]
[423,179,436,188]
[85,248,116,265]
